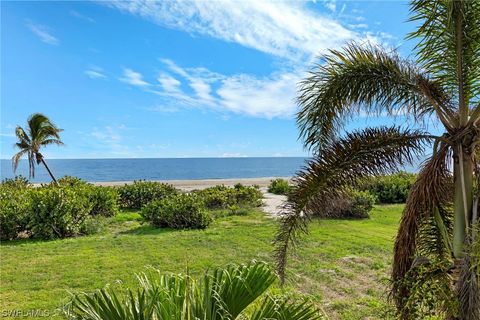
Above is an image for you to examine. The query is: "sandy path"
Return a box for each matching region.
[93,177,289,217]
[259,187,287,217]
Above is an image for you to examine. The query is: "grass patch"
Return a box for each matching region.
[0,205,403,319]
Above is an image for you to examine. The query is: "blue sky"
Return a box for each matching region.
[1,0,419,159]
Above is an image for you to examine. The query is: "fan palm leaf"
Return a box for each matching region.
[64,261,323,320]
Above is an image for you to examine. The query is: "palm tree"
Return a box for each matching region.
[274,0,479,319]
[64,261,323,320]
[12,113,63,184]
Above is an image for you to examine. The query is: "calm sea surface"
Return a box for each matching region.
[0,157,307,183]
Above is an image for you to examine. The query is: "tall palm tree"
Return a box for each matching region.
[12,113,63,184]
[274,0,479,319]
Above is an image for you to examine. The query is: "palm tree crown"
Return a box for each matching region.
[12,113,63,183]
[275,0,479,318]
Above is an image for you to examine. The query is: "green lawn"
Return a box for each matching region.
[0,205,403,319]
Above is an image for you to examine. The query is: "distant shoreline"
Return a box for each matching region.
[91,177,292,191]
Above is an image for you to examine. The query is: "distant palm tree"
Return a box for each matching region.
[12,113,63,184]
[274,0,479,319]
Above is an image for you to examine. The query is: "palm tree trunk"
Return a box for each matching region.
[451,148,473,320]
[40,158,58,185]
[453,148,473,258]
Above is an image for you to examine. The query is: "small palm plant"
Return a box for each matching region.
[64,261,323,320]
[12,113,63,184]
[274,0,479,318]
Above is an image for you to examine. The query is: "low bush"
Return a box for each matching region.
[86,186,119,217]
[320,189,376,219]
[0,185,32,240]
[29,186,93,239]
[233,183,263,207]
[346,190,376,218]
[268,178,291,195]
[194,184,263,209]
[141,193,211,229]
[58,176,88,187]
[359,172,416,203]
[1,175,30,189]
[59,177,119,217]
[117,181,179,209]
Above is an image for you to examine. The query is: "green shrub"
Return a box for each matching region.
[268,178,291,195]
[324,190,375,219]
[59,177,119,217]
[86,186,119,217]
[117,181,179,209]
[347,190,376,218]
[58,176,88,187]
[233,183,263,207]
[29,186,93,239]
[1,175,31,189]
[194,185,236,209]
[0,185,32,240]
[141,193,211,229]
[194,184,263,209]
[359,172,416,203]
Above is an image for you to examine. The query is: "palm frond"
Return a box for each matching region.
[11,149,29,173]
[457,254,480,320]
[409,0,480,108]
[65,261,310,320]
[391,143,454,313]
[457,225,480,320]
[15,126,30,144]
[27,113,63,147]
[250,295,324,320]
[297,43,453,150]
[275,126,429,283]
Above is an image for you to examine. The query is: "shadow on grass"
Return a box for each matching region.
[117,224,175,236]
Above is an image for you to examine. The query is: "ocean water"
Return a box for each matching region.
[0,157,307,183]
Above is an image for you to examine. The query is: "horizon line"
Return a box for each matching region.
[0,156,308,161]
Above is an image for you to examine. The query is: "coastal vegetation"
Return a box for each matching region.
[65,260,323,320]
[275,0,480,318]
[12,113,64,184]
[268,178,292,195]
[0,177,263,240]
[1,202,404,319]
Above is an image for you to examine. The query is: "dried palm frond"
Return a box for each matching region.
[391,142,454,314]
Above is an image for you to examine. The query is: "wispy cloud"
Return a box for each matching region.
[70,10,95,23]
[84,66,107,79]
[26,21,59,45]
[120,68,150,87]
[147,59,300,119]
[102,0,362,61]
[0,133,15,137]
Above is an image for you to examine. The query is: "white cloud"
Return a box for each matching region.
[0,133,15,137]
[70,10,95,23]
[120,68,150,87]
[102,0,359,60]
[148,59,300,119]
[26,21,59,45]
[324,0,336,12]
[85,66,107,79]
[157,73,181,93]
[216,72,299,118]
[221,152,247,158]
